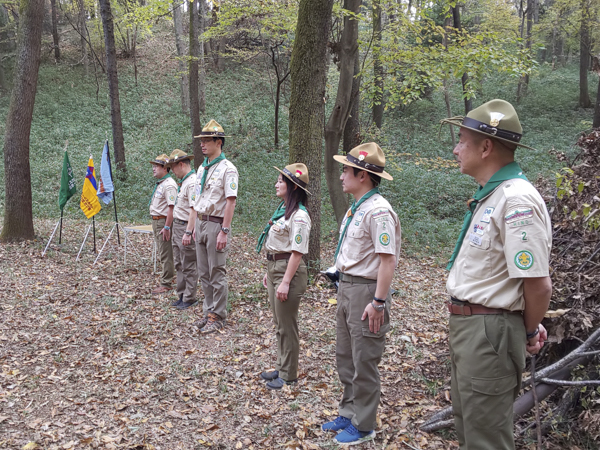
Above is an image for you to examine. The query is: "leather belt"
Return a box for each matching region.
[198,214,223,224]
[173,218,188,225]
[447,297,509,316]
[267,253,291,261]
[152,215,167,220]
[339,272,376,284]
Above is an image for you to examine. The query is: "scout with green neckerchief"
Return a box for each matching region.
[441,99,552,450]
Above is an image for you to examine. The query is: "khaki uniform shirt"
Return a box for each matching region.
[447,178,552,311]
[173,172,197,221]
[335,194,401,280]
[149,177,177,217]
[193,159,239,217]
[265,209,311,255]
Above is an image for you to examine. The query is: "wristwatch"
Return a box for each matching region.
[184,230,192,236]
[526,328,539,340]
[221,227,230,234]
[371,301,385,312]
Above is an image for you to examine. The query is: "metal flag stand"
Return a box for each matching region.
[93,221,141,265]
[42,219,62,257]
[76,216,97,261]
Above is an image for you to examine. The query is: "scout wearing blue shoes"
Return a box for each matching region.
[322,142,401,446]
[441,99,552,449]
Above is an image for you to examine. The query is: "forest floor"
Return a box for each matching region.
[0,219,454,450]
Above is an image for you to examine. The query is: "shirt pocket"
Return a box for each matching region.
[462,236,493,279]
[346,228,365,258]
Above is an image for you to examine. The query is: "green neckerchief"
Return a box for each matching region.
[148,174,172,207]
[177,169,196,193]
[199,153,226,195]
[446,162,529,270]
[256,201,307,253]
[334,188,380,261]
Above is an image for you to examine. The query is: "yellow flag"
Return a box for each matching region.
[80,156,101,218]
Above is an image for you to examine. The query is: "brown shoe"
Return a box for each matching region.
[152,285,170,294]
[194,315,209,330]
[200,313,225,334]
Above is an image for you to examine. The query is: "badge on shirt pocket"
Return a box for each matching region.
[480,207,495,223]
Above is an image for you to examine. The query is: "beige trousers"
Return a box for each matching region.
[152,217,174,287]
[267,258,308,381]
[172,221,198,303]
[195,219,228,319]
[336,280,390,431]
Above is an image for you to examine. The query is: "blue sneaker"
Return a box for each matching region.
[322,415,352,432]
[333,424,375,445]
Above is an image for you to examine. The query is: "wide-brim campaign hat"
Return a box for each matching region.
[194,119,231,138]
[440,99,534,150]
[168,149,194,165]
[150,153,171,166]
[333,142,393,181]
[274,163,311,195]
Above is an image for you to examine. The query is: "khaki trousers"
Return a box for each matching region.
[336,280,390,431]
[152,217,174,287]
[266,258,308,381]
[172,222,198,303]
[449,311,526,450]
[195,219,228,319]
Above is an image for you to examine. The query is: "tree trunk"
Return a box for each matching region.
[198,0,206,114]
[289,0,335,273]
[324,0,361,226]
[0,0,45,242]
[173,0,189,115]
[442,15,456,147]
[189,0,203,168]
[579,0,592,108]
[99,0,127,175]
[372,0,383,128]
[50,0,60,60]
[0,6,9,90]
[78,0,88,75]
[343,50,361,155]
[452,6,471,114]
[593,73,600,128]
[517,0,533,102]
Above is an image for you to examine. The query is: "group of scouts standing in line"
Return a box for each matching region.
[147,99,552,448]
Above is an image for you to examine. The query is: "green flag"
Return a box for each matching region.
[59,150,77,211]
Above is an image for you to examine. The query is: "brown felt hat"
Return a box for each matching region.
[274,163,311,195]
[440,99,534,150]
[333,142,393,181]
[194,119,231,138]
[150,153,171,166]
[168,149,194,165]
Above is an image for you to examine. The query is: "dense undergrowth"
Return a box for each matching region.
[0,27,597,259]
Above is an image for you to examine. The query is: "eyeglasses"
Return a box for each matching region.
[200,138,215,144]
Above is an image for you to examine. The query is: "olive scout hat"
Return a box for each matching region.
[274,163,311,195]
[150,153,171,166]
[333,142,393,181]
[168,149,194,165]
[440,99,534,150]
[194,119,231,139]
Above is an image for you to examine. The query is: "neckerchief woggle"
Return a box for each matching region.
[199,153,226,195]
[177,169,196,193]
[148,174,172,207]
[256,201,307,253]
[446,161,529,270]
[334,188,380,261]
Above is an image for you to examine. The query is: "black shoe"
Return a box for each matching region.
[177,300,197,310]
[260,370,279,381]
[266,377,297,390]
[171,294,183,307]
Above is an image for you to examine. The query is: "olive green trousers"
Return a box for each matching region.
[172,221,197,303]
[152,217,174,287]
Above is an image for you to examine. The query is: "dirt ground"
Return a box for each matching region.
[0,219,456,450]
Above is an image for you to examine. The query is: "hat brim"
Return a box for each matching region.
[273,166,312,195]
[150,160,168,166]
[333,155,393,181]
[440,118,536,150]
[193,133,232,138]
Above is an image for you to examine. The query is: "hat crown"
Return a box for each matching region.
[349,142,386,167]
[168,149,193,163]
[284,163,309,185]
[467,99,522,134]
[201,119,225,135]
[151,153,170,165]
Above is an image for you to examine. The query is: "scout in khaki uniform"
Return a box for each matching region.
[256,163,311,390]
[149,154,177,294]
[440,99,552,449]
[192,120,239,333]
[321,143,401,446]
[168,150,198,310]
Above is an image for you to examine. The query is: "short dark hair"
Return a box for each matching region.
[283,176,308,220]
[352,167,381,187]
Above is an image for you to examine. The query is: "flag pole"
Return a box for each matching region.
[93,216,97,253]
[106,139,121,245]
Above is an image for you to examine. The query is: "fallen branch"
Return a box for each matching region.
[538,378,600,386]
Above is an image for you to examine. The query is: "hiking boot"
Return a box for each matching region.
[176,300,198,310]
[333,424,375,445]
[265,377,297,390]
[200,313,225,333]
[260,370,279,381]
[171,294,183,307]
[322,416,352,432]
[194,315,209,330]
[152,285,170,294]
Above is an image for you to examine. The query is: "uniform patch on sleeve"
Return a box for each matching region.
[514,250,534,270]
[508,218,533,228]
[372,209,390,219]
[168,194,175,202]
[230,181,237,190]
[505,207,533,224]
[295,234,302,244]
[379,233,390,246]
[294,217,308,225]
